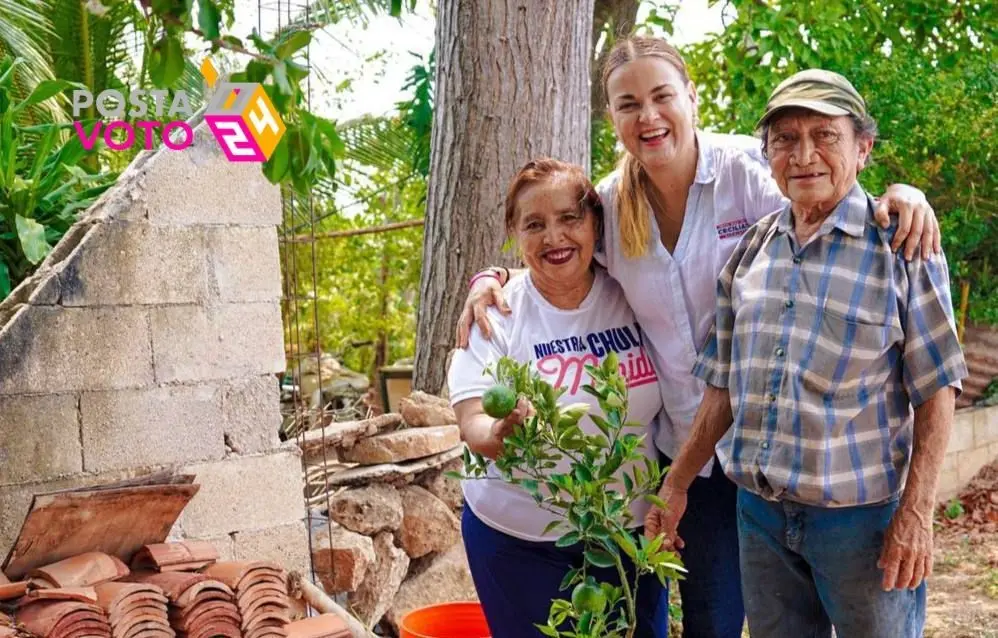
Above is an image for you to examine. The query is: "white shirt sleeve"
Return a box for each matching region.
[726,148,789,224]
[447,308,511,406]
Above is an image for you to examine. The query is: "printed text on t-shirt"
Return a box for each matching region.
[533,323,658,394]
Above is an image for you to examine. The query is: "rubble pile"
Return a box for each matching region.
[938,459,998,534]
[301,391,478,634]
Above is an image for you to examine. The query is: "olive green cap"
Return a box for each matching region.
[757,69,867,130]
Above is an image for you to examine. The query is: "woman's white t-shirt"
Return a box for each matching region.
[596,131,787,477]
[448,269,663,542]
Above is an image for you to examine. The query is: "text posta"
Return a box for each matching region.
[72,89,196,151]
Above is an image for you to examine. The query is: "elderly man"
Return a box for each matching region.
[645,69,968,637]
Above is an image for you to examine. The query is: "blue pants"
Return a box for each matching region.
[662,454,745,638]
[737,488,926,638]
[461,506,669,638]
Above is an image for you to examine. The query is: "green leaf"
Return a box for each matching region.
[197,0,222,39]
[541,520,563,536]
[262,136,290,183]
[584,549,616,569]
[390,0,403,16]
[149,36,186,87]
[15,215,51,264]
[559,567,580,591]
[554,531,581,548]
[644,493,668,510]
[276,31,312,59]
[0,262,11,298]
[16,80,86,111]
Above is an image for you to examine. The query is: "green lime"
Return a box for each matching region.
[571,582,607,615]
[482,385,516,419]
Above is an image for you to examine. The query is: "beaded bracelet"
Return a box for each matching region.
[468,270,500,289]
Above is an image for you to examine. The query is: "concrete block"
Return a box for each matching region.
[222,376,282,455]
[940,452,958,474]
[956,445,995,484]
[935,469,960,504]
[177,450,305,538]
[150,303,284,383]
[946,411,975,454]
[973,406,998,446]
[0,307,154,395]
[232,521,310,577]
[60,222,210,307]
[208,227,282,303]
[81,385,225,472]
[137,125,281,226]
[0,394,82,484]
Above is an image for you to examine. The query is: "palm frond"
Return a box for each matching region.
[337,115,414,172]
[0,0,60,122]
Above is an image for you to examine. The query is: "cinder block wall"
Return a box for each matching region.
[936,404,998,502]
[0,120,308,574]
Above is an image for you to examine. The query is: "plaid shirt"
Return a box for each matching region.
[693,183,967,507]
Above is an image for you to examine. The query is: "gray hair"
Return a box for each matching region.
[760,112,878,160]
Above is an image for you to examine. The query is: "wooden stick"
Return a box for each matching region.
[285,219,425,243]
[958,280,971,343]
[287,571,376,638]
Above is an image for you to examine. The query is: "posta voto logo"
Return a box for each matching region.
[71,59,286,163]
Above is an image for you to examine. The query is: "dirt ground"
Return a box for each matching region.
[925,526,998,637]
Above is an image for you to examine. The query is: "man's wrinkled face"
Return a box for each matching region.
[766,110,873,213]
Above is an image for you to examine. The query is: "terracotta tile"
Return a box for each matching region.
[95,581,165,608]
[131,541,219,573]
[171,602,240,631]
[183,620,242,638]
[236,583,287,607]
[16,600,107,636]
[123,571,209,601]
[285,614,351,638]
[202,561,285,591]
[243,609,290,633]
[110,602,168,628]
[29,552,129,588]
[18,587,99,605]
[0,582,28,601]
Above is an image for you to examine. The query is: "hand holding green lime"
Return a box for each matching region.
[482,385,517,419]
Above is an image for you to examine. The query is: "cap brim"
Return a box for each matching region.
[756,99,851,129]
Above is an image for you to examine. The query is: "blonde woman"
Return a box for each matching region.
[456,36,941,637]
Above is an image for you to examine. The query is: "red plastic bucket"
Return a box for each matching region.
[399,601,491,638]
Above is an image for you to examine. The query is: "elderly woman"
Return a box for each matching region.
[456,36,942,637]
[647,70,968,638]
[447,158,669,637]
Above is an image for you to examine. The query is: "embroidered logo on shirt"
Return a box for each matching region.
[716,218,751,239]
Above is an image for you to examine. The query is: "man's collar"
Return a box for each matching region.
[775,182,870,238]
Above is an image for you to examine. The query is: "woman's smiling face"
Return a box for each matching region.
[512,174,597,290]
[605,56,698,171]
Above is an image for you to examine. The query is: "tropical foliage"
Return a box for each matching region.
[680,0,998,324]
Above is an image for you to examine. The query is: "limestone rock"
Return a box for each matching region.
[309,446,464,488]
[398,486,461,559]
[384,543,478,635]
[416,458,464,512]
[399,391,456,428]
[311,525,376,593]
[327,485,403,535]
[349,532,410,628]
[339,425,461,465]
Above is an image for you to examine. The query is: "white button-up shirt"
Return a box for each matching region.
[596,131,787,477]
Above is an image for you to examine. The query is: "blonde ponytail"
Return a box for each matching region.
[616,152,654,259]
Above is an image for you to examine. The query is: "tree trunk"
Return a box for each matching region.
[590,0,641,122]
[414,0,595,393]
